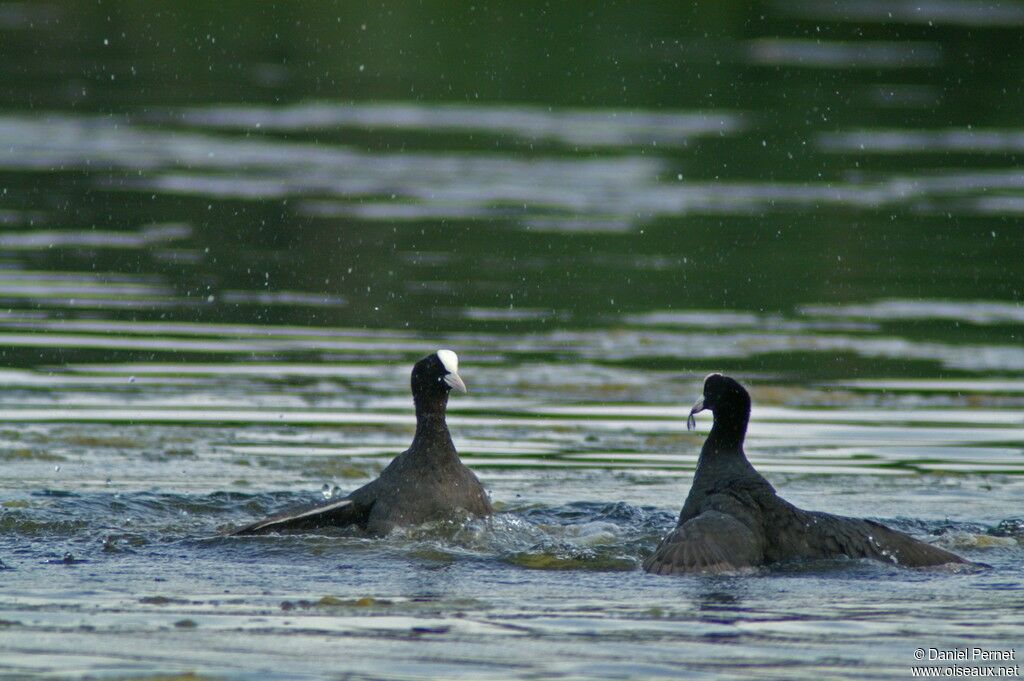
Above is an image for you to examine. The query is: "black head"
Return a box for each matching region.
[687,373,751,431]
[411,349,467,409]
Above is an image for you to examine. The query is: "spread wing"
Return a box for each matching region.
[769,505,966,567]
[859,519,965,566]
[808,512,964,567]
[229,473,383,536]
[643,510,764,575]
[229,496,371,535]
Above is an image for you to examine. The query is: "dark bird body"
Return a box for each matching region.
[232,350,491,536]
[644,374,966,575]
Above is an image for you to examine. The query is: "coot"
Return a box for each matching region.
[231,350,491,536]
[644,374,966,574]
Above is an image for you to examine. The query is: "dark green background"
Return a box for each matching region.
[1,1,1021,337]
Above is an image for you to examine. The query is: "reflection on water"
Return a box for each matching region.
[0,0,1023,679]
[175,102,744,148]
[747,38,942,69]
[778,0,1024,26]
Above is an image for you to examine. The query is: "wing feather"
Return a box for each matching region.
[644,510,764,575]
[770,508,966,567]
[230,497,369,535]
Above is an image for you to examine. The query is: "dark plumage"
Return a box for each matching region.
[231,350,491,536]
[644,374,967,575]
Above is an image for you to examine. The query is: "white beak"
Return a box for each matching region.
[444,372,467,393]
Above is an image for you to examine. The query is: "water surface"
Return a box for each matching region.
[0,2,1022,679]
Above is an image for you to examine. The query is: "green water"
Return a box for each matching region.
[0,2,1022,679]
